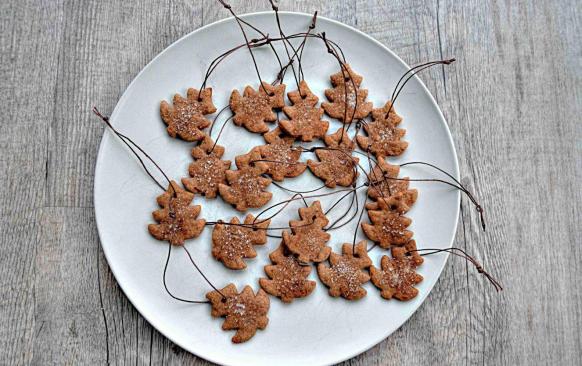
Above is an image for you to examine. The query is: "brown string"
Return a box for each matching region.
[407,247,503,292]
[92,107,173,194]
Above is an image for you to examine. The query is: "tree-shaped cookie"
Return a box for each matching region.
[370,240,424,301]
[218,149,273,211]
[160,88,216,141]
[283,201,331,263]
[362,196,413,249]
[356,101,407,158]
[317,241,373,300]
[229,82,286,134]
[148,181,206,245]
[322,64,373,123]
[259,242,316,303]
[206,284,270,343]
[307,128,359,188]
[182,135,231,198]
[211,214,270,270]
[252,127,307,181]
[279,80,328,141]
[367,158,417,207]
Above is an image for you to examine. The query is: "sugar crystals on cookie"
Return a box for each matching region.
[322,64,372,123]
[182,135,231,198]
[206,284,270,343]
[317,241,372,300]
[307,128,359,188]
[229,82,286,134]
[160,88,216,141]
[279,80,328,141]
[259,242,316,303]
[370,240,423,301]
[283,201,332,263]
[212,214,270,270]
[148,181,206,245]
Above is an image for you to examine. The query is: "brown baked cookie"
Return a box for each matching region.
[259,242,316,303]
[362,196,413,249]
[206,284,270,343]
[250,127,307,181]
[307,128,359,188]
[317,241,372,300]
[182,135,231,198]
[148,181,206,245]
[160,88,216,141]
[283,201,331,263]
[279,80,328,141]
[356,101,408,158]
[367,158,417,207]
[229,82,286,134]
[211,214,270,270]
[322,64,373,123]
[218,150,273,211]
[370,240,424,301]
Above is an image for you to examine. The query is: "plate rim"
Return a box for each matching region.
[94,10,460,366]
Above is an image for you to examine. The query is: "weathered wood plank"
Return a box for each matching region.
[0,1,65,364]
[439,1,581,365]
[0,0,580,365]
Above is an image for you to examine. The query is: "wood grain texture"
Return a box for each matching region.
[0,0,580,365]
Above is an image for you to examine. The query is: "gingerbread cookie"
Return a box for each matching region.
[362,196,413,249]
[283,201,331,263]
[370,240,423,301]
[279,80,328,141]
[148,181,206,245]
[356,101,407,158]
[218,150,273,211]
[367,158,417,207]
[160,88,216,141]
[182,135,231,198]
[212,214,270,270]
[307,128,359,188]
[229,82,286,134]
[253,127,307,181]
[259,242,316,302]
[206,284,270,343]
[322,64,373,123]
[317,241,372,300]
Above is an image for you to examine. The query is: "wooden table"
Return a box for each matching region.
[1,0,580,364]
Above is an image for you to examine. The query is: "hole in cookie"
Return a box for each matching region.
[344,77,350,82]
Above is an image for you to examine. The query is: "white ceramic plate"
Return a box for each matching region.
[94,11,459,366]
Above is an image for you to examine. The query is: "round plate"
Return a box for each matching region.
[94,11,459,366]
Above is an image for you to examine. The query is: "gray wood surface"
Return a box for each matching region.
[1,0,580,364]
